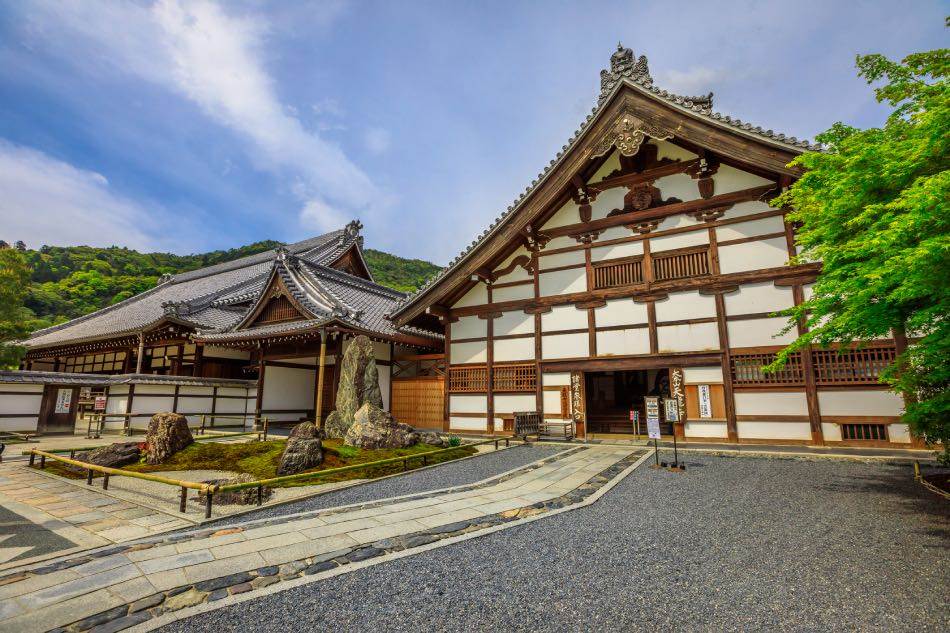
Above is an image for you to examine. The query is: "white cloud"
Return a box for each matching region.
[312,97,345,118]
[363,127,391,155]
[299,198,349,234]
[0,140,164,250]
[21,0,384,237]
[655,66,729,96]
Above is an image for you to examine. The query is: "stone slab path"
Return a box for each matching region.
[0,446,643,633]
[0,464,192,572]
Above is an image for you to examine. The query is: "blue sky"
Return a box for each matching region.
[0,1,946,264]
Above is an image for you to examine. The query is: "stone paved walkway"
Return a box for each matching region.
[0,446,643,633]
[0,464,191,572]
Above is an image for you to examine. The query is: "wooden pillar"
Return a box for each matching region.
[443,319,451,431]
[793,284,824,445]
[254,349,266,417]
[709,227,737,442]
[193,344,204,377]
[485,284,495,435]
[135,333,145,374]
[315,329,328,429]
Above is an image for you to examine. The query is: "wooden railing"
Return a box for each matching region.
[592,256,643,289]
[493,363,537,392]
[652,246,710,281]
[449,365,488,392]
[731,352,805,386]
[813,346,896,386]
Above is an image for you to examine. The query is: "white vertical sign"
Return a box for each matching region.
[645,396,661,439]
[54,388,72,414]
[698,384,712,418]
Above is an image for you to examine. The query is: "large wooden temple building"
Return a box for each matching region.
[5,44,911,447]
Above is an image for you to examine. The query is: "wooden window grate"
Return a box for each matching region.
[652,247,710,281]
[812,346,896,386]
[592,257,644,289]
[731,352,805,386]
[448,366,488,392]
[841,423,888,441]
[256,296,302,325]
[493,363,537,392]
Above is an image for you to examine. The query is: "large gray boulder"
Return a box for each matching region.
[277,422,324,475]
[324,335,383,438]
[418,431,445,448]
[344,403,418,450]
[145,412,193,465]
[75,442,141,468]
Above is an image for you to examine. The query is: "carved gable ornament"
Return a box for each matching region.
[592,108,674,158]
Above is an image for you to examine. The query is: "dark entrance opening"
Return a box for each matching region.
[585,368,673,436]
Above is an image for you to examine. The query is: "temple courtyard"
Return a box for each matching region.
[0,445,946,632]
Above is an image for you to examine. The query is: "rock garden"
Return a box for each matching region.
[31,336,474,510]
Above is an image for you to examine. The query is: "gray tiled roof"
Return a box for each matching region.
[24,224,370,350]
[0,370,255,388]
[390,44,818,321]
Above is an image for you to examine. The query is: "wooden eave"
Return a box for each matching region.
[328,243,374,282]
[392,83,805,327]
[232,266,317,331]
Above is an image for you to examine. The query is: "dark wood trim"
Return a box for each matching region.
[494,333,536,341]
[725,311,783,322]
[574,299,607,309]
[592,157,701,192]
[587,308,597,357]
[716,231,788,248]
[540,328,590,337]
[594,323,650,333]
[537,262,588,275]
[541,351,722,373]
[486,285,495,434]
[491,278,534,289]
[822,415,902,423]
[793,283,824,444]
[646,302,658,354]
[254,351,265,417]
[656,316,718,328]
[735,415,810,422]
[523,306,553,315]
[532,248,543,412]
[709,226,738,442]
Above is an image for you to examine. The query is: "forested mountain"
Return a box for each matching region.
[18,242,441,331]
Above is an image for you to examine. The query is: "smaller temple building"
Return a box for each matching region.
[7,222,441,436]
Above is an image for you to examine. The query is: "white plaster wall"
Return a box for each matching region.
[541,305,589,332]
[538,268,586,296]
[0,392,42,415]
[215,396,250,415]
[595,299,648,328]
[654,173,699,203]
[596,328,650,356]
[539,250,586,270]
[453,315,486,340]
[718,237,789,274]
[541,333,589,359]
[450,416,488,431]
[683,366,724,383]
[656,323,720,353]
[261,365,315,411]
[544,235,576,251]
[654,291,716,321]
[106,393,128,415]
[176,396,212,413]
[494,311,534,336]
[450,394,488,414]
[713,164,772,195]
[654,140,697,161]
[888,424,912,443]
[593,226,630,244]
[542,390,564,416]
[737,421,812,440]
[453,283,489,308]
[135,384,173,395]
[649,229,708,253]
[734,391,808,416]
[204,346,250,360]
[494,394,536,414]
[379,365,391,411]
[818,390,904,416]
[132,396,174,415]
[685,420,728,438]
[589,188,627,222]
[178,386,212,396]
[492,284,534,303]
[0,384,43,393]
[219,387,249,398]
[727,317,798,348]
[724,282,794,315]
[493,246,533,283]
[450,342,487,364]
[724,200,775,219]
[543,372,571,387]
[588,151,622,182]
[716,216,787,242]
[821,422,842,442]
[0,417,39,432]
[542,199,581,229]
[494,337,535,362]
[590,240,643,262]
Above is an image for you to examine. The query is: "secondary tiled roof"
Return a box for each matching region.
[0,370,255,388]
[390,44,818,321]
[23,221,416,350]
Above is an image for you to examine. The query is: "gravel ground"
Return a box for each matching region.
[162,454,949,632]
[209,443,566,526]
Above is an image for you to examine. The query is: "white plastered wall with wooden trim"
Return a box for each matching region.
[0,384,43,432]
[494,337,535,362]
[727,316,798,349]
[538,268,586,296]
[449,394,489,431]
[541,372,571,419]
[261,364,315,423]
[682,365,727,438]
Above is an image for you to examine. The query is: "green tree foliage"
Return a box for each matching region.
[773,42,949,458]
[13,241,441,332]
[0,248,32,368]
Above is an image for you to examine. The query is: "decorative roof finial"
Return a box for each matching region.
[345,219,363,239]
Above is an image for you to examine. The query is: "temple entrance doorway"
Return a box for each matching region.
[584,368,673,438]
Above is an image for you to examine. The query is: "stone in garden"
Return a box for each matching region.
[324,335,383,438]
[344,403,419,449]
[76,442,141,468]
[277,421,324,475]
[199,473,273,505]
[418,431,445,447]
[145,412,194,465]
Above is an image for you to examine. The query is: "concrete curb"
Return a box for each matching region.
[128,448,652,632]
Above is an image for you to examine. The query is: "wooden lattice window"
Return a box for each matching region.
[592,256,644,289]
[812,346,896,386]
[841,423,888,441]
[652,247,710,281]
[448,365,488,392]
[255,296,302,325]
[731,352,805,386]
[493,363,537,392]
